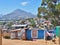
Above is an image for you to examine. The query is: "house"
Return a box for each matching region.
[10,24,28,39]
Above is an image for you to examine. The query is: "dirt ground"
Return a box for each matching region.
[2,38,59,45]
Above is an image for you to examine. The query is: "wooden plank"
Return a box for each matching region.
[0,29,2,45]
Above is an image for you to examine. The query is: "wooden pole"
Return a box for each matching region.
[0,29,2,45]
[59,38,60,45]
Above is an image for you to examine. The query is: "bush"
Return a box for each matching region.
[4,36,10,39]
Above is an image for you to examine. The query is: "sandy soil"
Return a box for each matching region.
[2,38,59,45]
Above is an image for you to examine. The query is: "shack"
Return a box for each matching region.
[10,24,28,39]
[26,28,46,40]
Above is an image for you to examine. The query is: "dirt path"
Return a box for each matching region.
[2,38,59,45]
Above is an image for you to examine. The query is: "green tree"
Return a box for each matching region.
[37,0,60,26]
[28,18,36,27]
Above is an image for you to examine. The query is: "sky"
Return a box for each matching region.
[0,0,42,15]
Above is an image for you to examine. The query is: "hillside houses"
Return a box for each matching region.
[1,17,53,33]
[33,17,53,29]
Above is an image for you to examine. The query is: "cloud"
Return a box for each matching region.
[21,2,28,6]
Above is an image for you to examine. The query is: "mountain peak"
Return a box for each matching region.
[0,9,36,21]
[13,9,26,14]
[14,9,22,11]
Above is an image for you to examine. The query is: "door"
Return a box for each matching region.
[38,30,44,39]
[26,30,31,40]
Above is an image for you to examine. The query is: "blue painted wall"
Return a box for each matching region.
[26,30,45,40]
[26,30,31,40]
[38,30,44,39]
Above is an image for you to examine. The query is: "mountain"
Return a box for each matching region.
[0,9,36,21]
